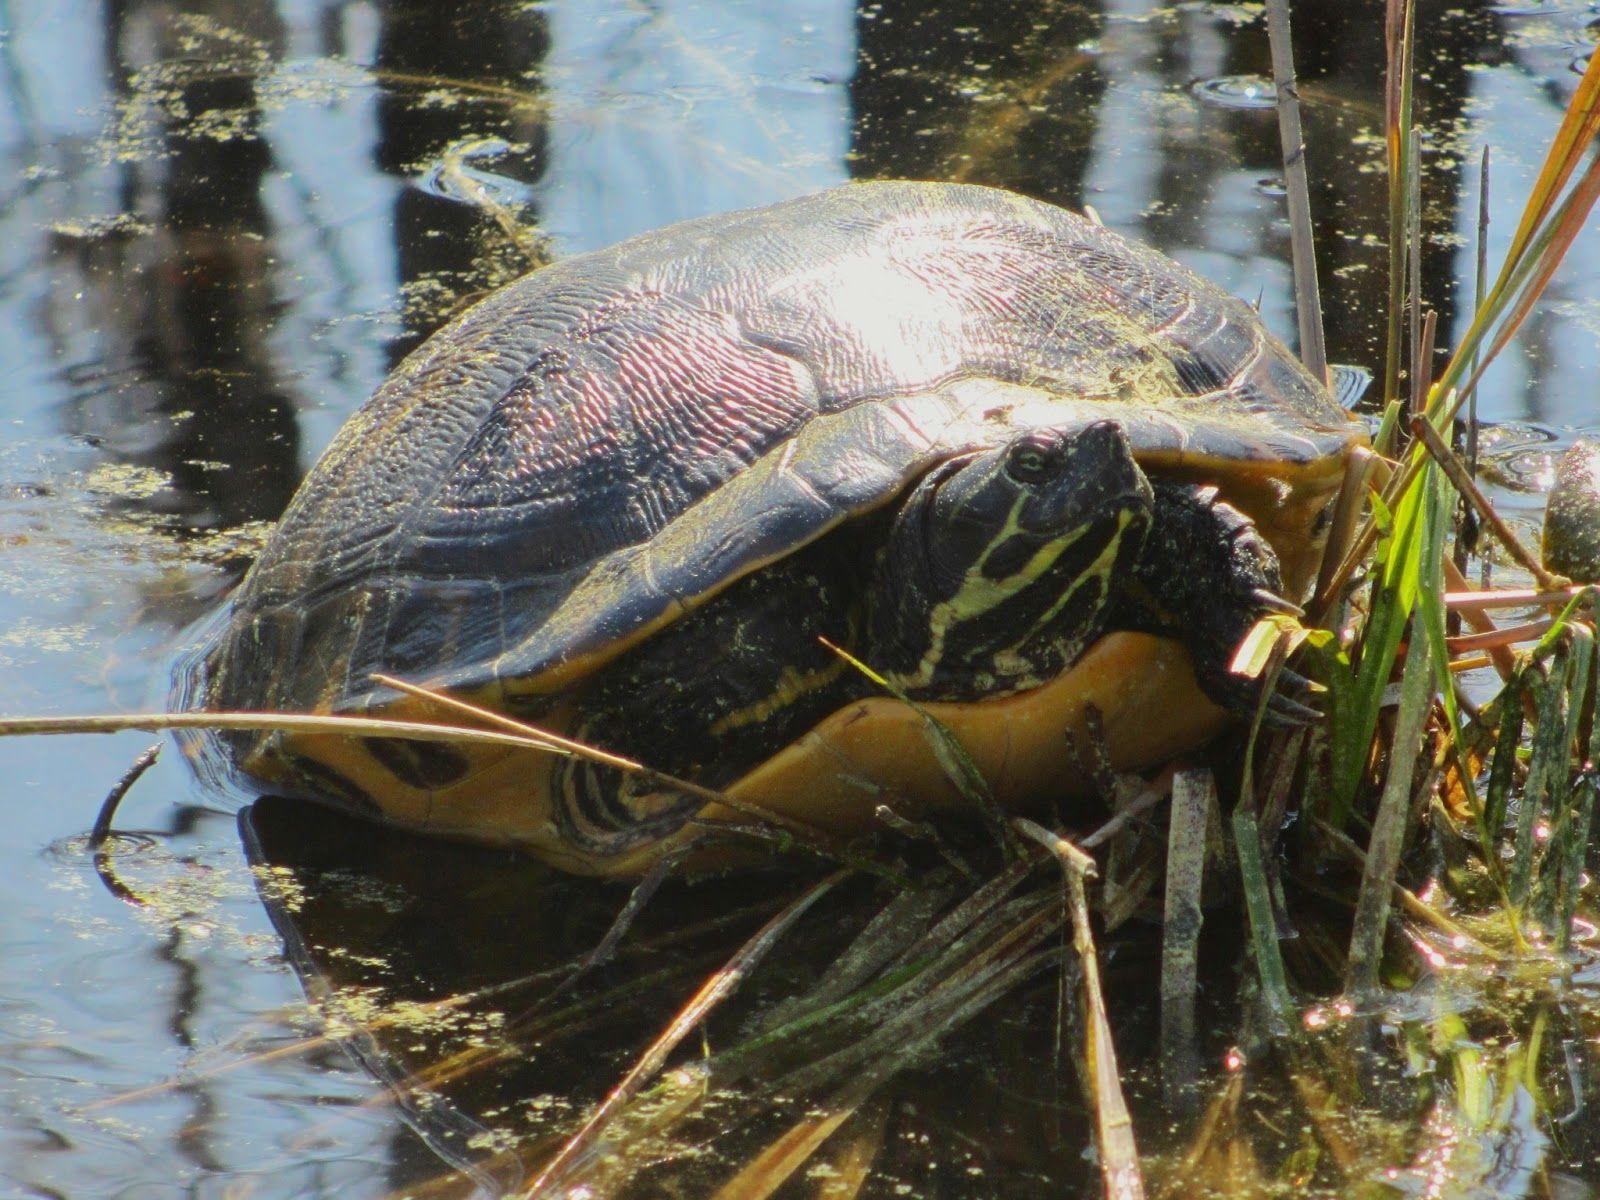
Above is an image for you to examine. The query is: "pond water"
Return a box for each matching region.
[1,1,1598,1196]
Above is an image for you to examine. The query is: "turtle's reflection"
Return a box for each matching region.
[237,796,802,1197]
[237,796,1116,1198]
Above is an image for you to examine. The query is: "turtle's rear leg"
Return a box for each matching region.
[550,542,865,858]
[1112,482,1314,722]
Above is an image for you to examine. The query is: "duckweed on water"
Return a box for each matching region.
[3,3,1600,1197]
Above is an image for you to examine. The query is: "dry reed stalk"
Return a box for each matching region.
[1015,819,1145,1200]
[1265,0,1327,382]
[369,673,880,874]
[1160,769,1211,1107]
[1444,586,1593,610]
[1383,0,1418,406]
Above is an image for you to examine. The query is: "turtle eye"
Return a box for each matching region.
[1004,437,1064,485]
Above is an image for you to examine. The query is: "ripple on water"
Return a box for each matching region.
[1478,423,1564,495]
[1191,74,1276,110]
[415,135,539,208]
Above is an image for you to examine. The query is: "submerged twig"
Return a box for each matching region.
[874,803,978,879]
[88,741,164,908]
[540,839,703,1010]
[1080,774,1170,850]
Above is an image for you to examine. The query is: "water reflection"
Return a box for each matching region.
[851,0,1106,209]
[63,2,302,540]
[240,796,794,1197]
[372,0,549,359]
[1,0,1599,1195]
[537,0,855,252]
[239,796,1105,1198]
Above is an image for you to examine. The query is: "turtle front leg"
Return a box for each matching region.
[1113,482,1317,724]
[548,542,865,862]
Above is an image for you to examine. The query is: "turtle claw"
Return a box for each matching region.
[1260,686,1323,728]
[1251,587,1304,618]
[1276,666,1322,695]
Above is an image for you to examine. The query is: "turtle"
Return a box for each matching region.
[186,180,1367,877]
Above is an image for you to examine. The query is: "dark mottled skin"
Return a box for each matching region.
[199,182,1356,729]
[1544,440,1600,584]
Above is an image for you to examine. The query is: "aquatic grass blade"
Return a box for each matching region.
[1411,453,1485,830]
[1330,463,1427,820]
[1565,623,1600,946]
[1484,674,1525,845]
[1346,624,1436,997]
[1513,654,1575,911]
[1231,805,1294,1028]
[820,637,1015,851]
[1554,627,1596,946]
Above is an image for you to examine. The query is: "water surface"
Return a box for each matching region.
[1,1,1598,1195]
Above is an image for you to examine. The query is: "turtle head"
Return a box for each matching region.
[870,420,1154,696]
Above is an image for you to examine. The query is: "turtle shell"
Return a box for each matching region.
[202,181,1357,720]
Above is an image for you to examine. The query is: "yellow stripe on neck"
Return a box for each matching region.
[896,495,1130,691]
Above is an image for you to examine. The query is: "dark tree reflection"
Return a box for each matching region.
[372,0,549,363]
[62,1,302,547]
[850,0,1106,210]
[1192,0,1502,380]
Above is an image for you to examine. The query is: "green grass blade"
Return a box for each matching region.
[1557,633,1597,949]
[1331,457,1429,819]
[819,638,997,809]
[1232,805,1294,1029]
[1510,652,1571,909]
[1484,675,1525,852]
[1346,626,1435,997]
